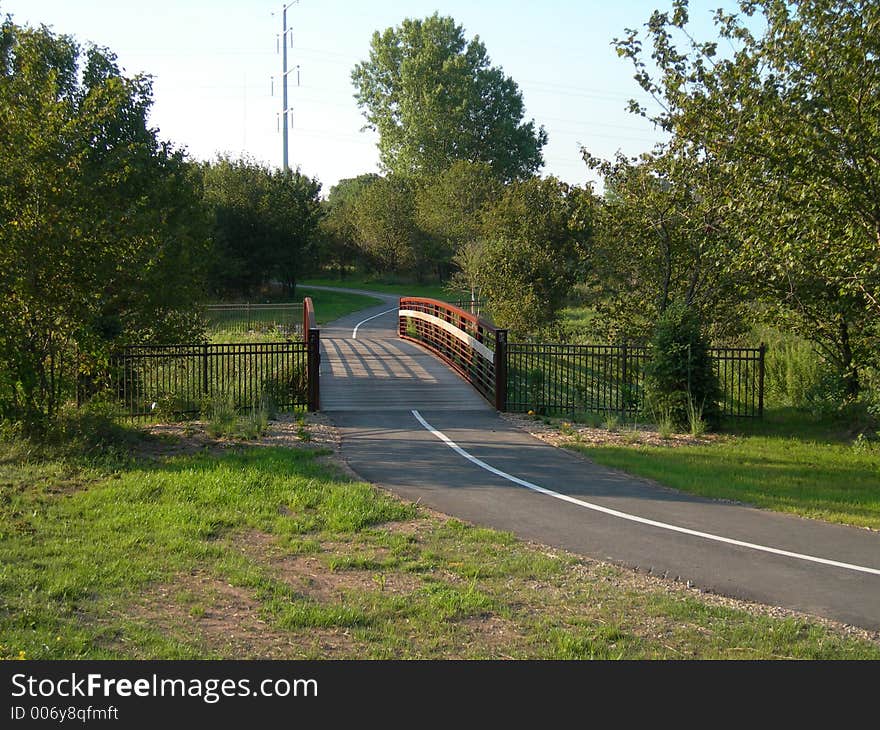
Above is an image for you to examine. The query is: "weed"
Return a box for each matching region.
[653,405,676,440]
[687,396,708,437]
[603,414,620,433]
[296,415,311,442]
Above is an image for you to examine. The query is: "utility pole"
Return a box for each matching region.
[276,2,299,172]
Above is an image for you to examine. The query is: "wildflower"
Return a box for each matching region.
[527,410,535,416]
[18,650,26,660]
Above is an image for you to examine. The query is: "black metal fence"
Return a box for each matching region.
[109,341,316,420]
[202,303,304,338]
[505,343,765,419]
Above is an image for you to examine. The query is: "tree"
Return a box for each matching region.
[415,160,501,281]
[479,177,594,336]
[350,175,429,278]
[351,13,547,182]
[0,17,208,429]
[583,149,746,343]
[317,174,380,277]
[268,169,323,295]
[201,157,322,297]
[644,300,721,430]
[615,0,880,397]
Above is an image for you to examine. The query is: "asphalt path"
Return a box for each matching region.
[312,286,880,631]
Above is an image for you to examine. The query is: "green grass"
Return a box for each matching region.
[568,409,880,529]
[298,287,383,324]
[1,427,878,659]
[300,276,463,302]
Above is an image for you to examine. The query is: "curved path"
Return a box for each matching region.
[315,287,880,632]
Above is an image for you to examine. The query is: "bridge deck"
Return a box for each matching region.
[319,293,491,413]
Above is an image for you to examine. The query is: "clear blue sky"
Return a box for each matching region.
[2,1,733,195]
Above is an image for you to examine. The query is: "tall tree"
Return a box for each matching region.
[201,157,322,298]
[583,149,746,343]
[479,177,594,336]
[351,13,547,181]
[415,160,501,281]
[350,175,430,278]
[615,0,880,396]
[317,174,380,277]
[0,16,208,428]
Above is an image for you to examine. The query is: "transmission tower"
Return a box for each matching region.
[273,2,300,171]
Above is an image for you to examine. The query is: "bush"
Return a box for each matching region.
[644,302,721,430]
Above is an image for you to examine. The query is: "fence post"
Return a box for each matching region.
[202,343,209,396]
[307,328,321,411]
[758,342,766,418]
[621,340,628,414]
[494,329,508,411]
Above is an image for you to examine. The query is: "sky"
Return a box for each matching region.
[2,1,734,196]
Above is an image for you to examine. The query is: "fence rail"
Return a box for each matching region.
[110,342,313,419]
[203,302,304,337]
[105,297,321,420]
[505,342,765,419]
[399,297,507,409]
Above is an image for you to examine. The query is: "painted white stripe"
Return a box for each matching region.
[399,309,494,362]
[352,308,397,339]
[411,409,880,577]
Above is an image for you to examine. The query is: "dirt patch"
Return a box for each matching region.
[369,517,436,538]
[499,411,721,449]
[130,570,295,659]
[234,529,419,600]
[456,614,527,657]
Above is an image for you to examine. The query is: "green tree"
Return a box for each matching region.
[479,177,594,336]
[583,149,746,343]
[352,13,547,181]
[415,160,501,281]
[0,16,208,429]
[351,175,431,278]
[317,174,380,277]
[201,157,322,297]
[644,300,721,430]
[615,0,880,397]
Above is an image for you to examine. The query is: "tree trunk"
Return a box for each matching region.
[839,317,859,399]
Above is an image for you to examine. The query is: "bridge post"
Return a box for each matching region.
[307,328,320,411]
[494,329,508,411]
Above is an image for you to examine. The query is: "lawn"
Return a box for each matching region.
[560,409,880,530]
[300,276,464,302]
[1,421,878,660]
[298,287,382,324]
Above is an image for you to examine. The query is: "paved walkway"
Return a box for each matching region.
[315,287,880,632]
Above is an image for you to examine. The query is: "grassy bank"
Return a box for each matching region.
[1,423,878,660]
[300,276,461,302]
[545,409,880,530]
[298,287,382,324]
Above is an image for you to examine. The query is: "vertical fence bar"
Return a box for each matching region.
[758,342,766,418]
[307,328,320,411]
[495,330,508,411]
[202,343,209,397]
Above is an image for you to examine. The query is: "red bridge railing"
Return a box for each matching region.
[303,296,320,411]
[398,297,507,410]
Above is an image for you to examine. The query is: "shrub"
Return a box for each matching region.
[644,301,721,430]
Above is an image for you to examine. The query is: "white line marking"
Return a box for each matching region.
[411,410,880,577]
[352,308,397,339]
